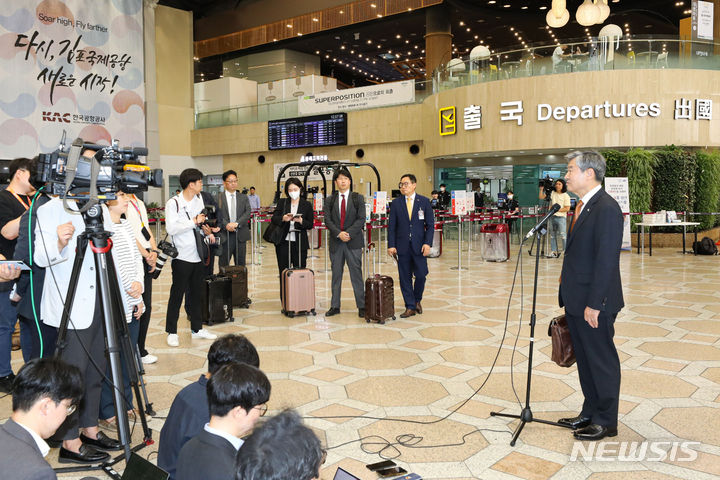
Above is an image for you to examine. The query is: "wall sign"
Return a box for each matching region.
[298,80,415,115]
[439,106,456,135]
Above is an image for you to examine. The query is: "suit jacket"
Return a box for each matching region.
[270,198,314,250]
[323,191,366,252]
[216,191,251,243]
[388,194,434,256]
[158,376,210,480]
[559,188,624,316]
[176,430,238,480]
[0,419,56,480]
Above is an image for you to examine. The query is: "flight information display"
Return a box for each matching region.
[268,113,347,150]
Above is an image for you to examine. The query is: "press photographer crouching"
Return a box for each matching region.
[164,168,217,348]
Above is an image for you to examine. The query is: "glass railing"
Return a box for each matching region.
[194,79,433,129]
[433,36,720,92]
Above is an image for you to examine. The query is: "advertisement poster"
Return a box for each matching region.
[605,177,632,250]
[372,190,387,215]
[298,80,415,116]
[0,0,146,158]
[451,190,468,216]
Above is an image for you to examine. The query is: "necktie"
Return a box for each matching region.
[340,194,346,230]
[569,200,583,233]
[406,197,413,220]
[229,193,236,222]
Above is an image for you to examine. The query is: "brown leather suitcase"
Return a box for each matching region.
[219,265,251,308]
[364,274,395,324]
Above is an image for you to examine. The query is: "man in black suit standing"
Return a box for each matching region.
[323,168,366,318]
[0,358,83,480]
[557,150,624,441]
[388,174,434,318]
[176,362,271,480]
[217,170,251,267]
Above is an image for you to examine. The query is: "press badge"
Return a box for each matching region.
[418,209,425,220]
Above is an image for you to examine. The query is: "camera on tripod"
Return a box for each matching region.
[151,240,179,279]
[539,176,554,198]
[35,137,163,200]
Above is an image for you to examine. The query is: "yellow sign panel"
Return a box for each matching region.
[439,106,456,136]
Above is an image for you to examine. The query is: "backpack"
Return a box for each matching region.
[692,237,718,255]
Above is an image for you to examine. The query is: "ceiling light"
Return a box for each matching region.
[521,5,528,8]
[370,3,376,7]
[367,39,372,44]
[286,24,292,28]
[339,9,344,13]
[350,50,354,53]
[596,0,611,23]
[341,45,345,49]
[546,7,570,28]
[312,17,318,22]
[540,5,547,9]
[459,21,465,26]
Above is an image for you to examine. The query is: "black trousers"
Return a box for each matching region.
[565,310,621,428]
[166,260,204,334]
[219,231,247,267]
[275,240,308,303]
[18,315,57,360]
[54,299,106,440]
[137,263,153,357]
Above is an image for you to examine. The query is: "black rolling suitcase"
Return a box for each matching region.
[219,265,251,308]
[202,274,234,325]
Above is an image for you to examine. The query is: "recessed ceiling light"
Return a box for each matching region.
[286,24,292,28]
[459,21,465,26]
[339,9,344,13]
[312,18,318,22]
[540,5,547,9]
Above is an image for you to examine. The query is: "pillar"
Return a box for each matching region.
[424,5,453,80]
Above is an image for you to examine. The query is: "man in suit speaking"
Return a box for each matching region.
[388,174,434,318]
[558,150,624,441]
[217,170,252,267]
[323,168,366,318]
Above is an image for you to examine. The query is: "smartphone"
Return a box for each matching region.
[0,260,31,271]
[366,460,396,472]
[377,466,408,478]
[293,214,303,218]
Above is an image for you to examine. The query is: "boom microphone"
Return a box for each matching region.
[524,203,561,240]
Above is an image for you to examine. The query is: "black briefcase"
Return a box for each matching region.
[202,275,234,325]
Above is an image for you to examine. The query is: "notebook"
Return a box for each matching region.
[120,452,169,480]
[333,466,361,480]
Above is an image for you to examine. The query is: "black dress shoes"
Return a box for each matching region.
[399,309,416,318]
[415,302,423,314]
[573,424,618,441]
[325,307,340,317]
[358,308,365,318]
[80,431,122,451]
[558,415,591,430]
[59,445,110,464]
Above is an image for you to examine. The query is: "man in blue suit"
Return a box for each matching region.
[387,174,434,318]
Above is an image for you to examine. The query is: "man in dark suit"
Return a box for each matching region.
[558,150,624,441]
[323,168,366,318]
[176,362,271,480]
[387,174,434,318]
[158,334,259,480]
[216,170,251,267]
[0,358,83,480]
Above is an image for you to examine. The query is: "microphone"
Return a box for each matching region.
[524,203,561,240]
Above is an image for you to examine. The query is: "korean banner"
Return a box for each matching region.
[0,0,145,158]
[604,177,632,250]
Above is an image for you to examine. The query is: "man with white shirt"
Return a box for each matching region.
[323,168,366,318]
[247,186,261,211]
[164,168,217,347]
[0,358,83,480]
[217,170,251,267]
[175,362,271,480]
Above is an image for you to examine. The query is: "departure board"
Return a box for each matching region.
[268,113,347,150]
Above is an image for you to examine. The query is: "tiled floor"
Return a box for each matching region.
[3,239,720,480]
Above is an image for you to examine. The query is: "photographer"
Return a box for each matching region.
[33,150,121,464]
[0,158,36,392]
[124,192,158,365]
[539,179,571,257]
[164,168,217,348]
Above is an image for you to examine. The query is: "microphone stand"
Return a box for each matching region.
[490,222,572,446]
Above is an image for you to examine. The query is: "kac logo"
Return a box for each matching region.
[42,111,71,123]
[439,106,456,136]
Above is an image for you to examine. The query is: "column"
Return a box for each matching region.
[424,5,453,80]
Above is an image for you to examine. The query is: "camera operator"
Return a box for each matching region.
[164,168,217,348]
[437,184,451,210]
[0,157,36,393]
[123,191,158,365]
[33,149,121,464]
[539,179,571,257]
[504,190,520,233]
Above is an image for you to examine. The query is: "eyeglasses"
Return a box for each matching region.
[321,449,327,465]
[253,404,268,417]
[398,182,412,188]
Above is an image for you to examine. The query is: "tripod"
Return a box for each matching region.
[53,202,153,479]
[490,226,572,446]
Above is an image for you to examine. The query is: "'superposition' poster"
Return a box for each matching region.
[0,0,145,158]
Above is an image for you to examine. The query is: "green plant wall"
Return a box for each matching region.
[653,145,697,214]
[602,150,626,178]
[694,150,720,230]
[625,148,655,231]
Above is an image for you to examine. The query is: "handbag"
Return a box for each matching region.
[548,314,576,367]
[262,222,284,245]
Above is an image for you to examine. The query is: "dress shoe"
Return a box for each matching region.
[58,445,110,464]
[415,302,423,314]
[358,308,366,318]
[399,309,416,318]
[558,414,591,430]
[0,373,15,394]
[80,431,122,451]
[573,424,618,441]
[325,307,340,317]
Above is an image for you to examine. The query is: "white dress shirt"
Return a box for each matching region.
[15,420,50,457]
[203,423,244,451]
[337,190,350,217]
[579,184,603,216]
[285,201,299,242]
[225,191,237,222]
[164,193,204,263]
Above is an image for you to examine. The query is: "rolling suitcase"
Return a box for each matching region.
[363,242,395,324]
[480,223,510,262]
[428,225,443,258]
[202,274,234,325]
[220,233,252,308]
[281,240,316,317]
